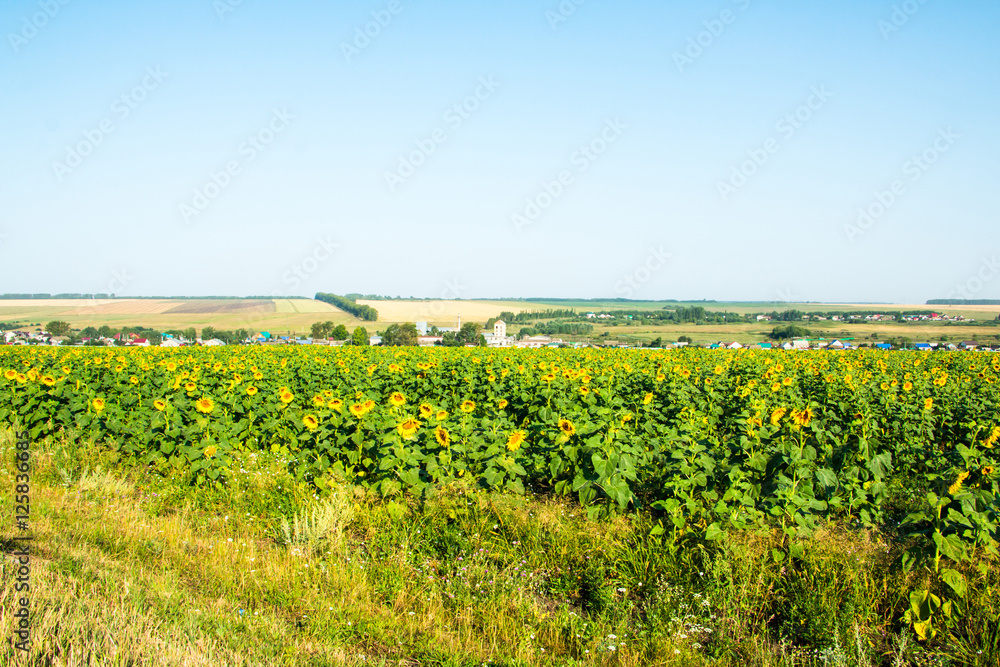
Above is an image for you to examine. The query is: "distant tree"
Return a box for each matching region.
[769,325,811,340]
[202,326,218,341]
[519,327,536,338]
[183,327,197,341]
[647,337,663,348]
[81,326,99,338]
[45,321,71,336]
[310,322,330,339]
[440,332,461,347]
[458,322,481,345]
[331,324,349,340]
[351,326,369,346]
[476,334,487,347]
[98,325,114,338]
[381,323,419,346]
[677,335,693,344]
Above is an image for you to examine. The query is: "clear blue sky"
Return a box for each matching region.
[1,0,997,302]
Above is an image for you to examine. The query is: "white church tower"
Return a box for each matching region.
[494,320,506,338]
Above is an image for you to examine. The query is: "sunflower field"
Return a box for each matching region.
[2,346,999,641]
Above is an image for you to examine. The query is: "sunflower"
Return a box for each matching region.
[312,395,325,407]
[506,431,526,452]
[280,390,295,404]
[642,392,653,405]
[246,386,258,396]
[389,392,406,407]
[184,382,197,392]
[770,407,787,425]
[903,381,913,392]
[195,397,214,414]
[558,418,576,437]
[349,403,365,418]
[924,398,933,411]
[714,365,724,375]
[460,400,475,414]
[362,400,375,414]
[129,376,139,385]
[436,410,448,420]
[948,470,970,495]
[434,426,450,447]
[579,386,590,396]
[15,373,26,384]
[771,382,782,392]
[983,426,1000,449]
[3,369,16,380]
[204,445,218,458]
[153,399,166,411]
[791,407,813,428]
[782,377,793,386]
[498,399,509,409]
[982,466,994,476]
[253,372,263,380]
[41,374,56,387]
[92,398,105,412]
[656,373,665,382]
[419,403,433,418]
[397,418,421,439]
[329,398,344,411]
[302,415,319,431]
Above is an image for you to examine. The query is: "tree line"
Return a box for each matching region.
[314,293,379,321]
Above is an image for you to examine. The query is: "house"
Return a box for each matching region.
[160,338,184,347]
[369,335,383,346]
[417,336,443,346]
[726,341,743,350]
[961,341,979,350]
[482,320,514,348]
[875,343,892,350]
[827,340,846,350]
[127,338,150,347]
[202,339,225,346]
[759,342,772,350]
[756,315,771,322]
[415,321,428,335]
[914,343,933,352]
[516,335,552,349]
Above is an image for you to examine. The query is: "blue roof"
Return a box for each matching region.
[876,343,892,349]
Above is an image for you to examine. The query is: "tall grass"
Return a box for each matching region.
[1,426,997,666]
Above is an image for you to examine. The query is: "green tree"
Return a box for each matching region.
[331,324,349,340]
[45,320,71,336]
[351,326,369,346]
[457,321,481,344]
[98,325,114,338]
[310,322,330,339]
[381,323,419,346]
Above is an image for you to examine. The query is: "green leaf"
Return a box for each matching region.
[705,522,724,541]
[940,568,967,599]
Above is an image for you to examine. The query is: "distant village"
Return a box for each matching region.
[1,318,996,352]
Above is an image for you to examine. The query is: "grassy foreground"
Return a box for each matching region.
[1,428,998,666]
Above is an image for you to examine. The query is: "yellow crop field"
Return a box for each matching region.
[356,299,534,325]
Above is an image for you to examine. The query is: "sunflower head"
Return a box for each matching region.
[312,395,325,407]
[184,382,197,392]
[389,392,406,407]
[770,407,787,425]
[498,399,509,409]
[195,397,215,414]
[303,415,319,431]
[3,369,16,380]
[460,400,475,414]
[419,403,433,418]
[642,392,653,405]
[434,426,450,447]
[506,430,526,452]
[246,386,258,396]
[329,398,344,411]
[436,410,448,421]
[349,403,365,418]
[92,398,105,412]
[153,399,166,411]
[558,418,576,437]
[924,398,934,411]
[204,445,218,458]
[398,418,421,439]
[280,390,295,404]
[41,375,56,387]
